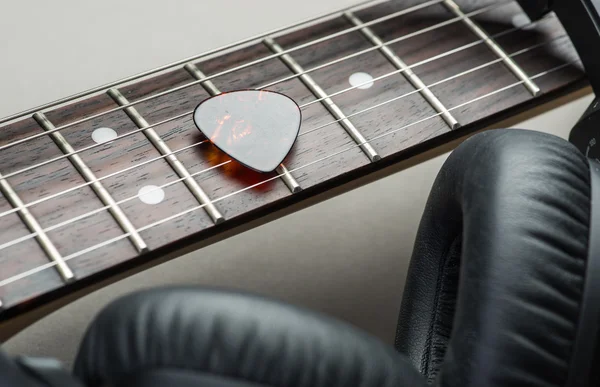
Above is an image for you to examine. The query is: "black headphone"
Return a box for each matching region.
[517,2,600,385]
[4,3,600,387]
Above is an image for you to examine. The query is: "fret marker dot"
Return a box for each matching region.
[92,127,118,144]
[349,72,374,89]
[512,14,536,30]
[138,185,165,205]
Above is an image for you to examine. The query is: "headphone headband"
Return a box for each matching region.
[518,0,600,94]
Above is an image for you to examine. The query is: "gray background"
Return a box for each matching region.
[0,0,593,368]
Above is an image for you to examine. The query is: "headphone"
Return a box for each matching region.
[518,2,600,385]
[4,3,600,387]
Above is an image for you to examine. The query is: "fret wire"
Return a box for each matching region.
[0,173,75,283]
[0,1,515,184]
[275,164,301,193]
[106,88,225,224]
[0,0,508,153]
[184,63,303,194]
[0,35,560,226]
[0,0,388,126]
[32,112,149,254]
[442,0,540,96]
[263,36,380,162]
[344,10,460,130]
[299,15,548,109]
[0,61,576,290]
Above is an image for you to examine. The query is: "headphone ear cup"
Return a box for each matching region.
[566,160,600,386]
[395,129,592,387]
[73,287,429,387]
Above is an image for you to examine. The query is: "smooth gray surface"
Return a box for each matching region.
[0,0,593,369]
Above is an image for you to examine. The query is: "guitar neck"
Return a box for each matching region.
[0,0,586,319]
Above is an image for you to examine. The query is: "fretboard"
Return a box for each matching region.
[0,0,586,318]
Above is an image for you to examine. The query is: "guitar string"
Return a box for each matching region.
[0,1,493,154]
[0,36,563,254]
[298,19,554,109]
[0,28,559,225]
[258,1,517,90]
[1,8,543,183]
[0,0,444,150]
[0,36,564,253]
[0,0,509,152]
[0,61,577,290]
[258,1,510,90]
[0,0,388,126]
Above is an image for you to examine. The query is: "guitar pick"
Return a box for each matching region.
[193,90,302,173]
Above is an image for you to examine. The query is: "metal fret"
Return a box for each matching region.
[0,174,74,282]
[184,64,222,96]
[274,163,301,193]
[106,88,225,225]
[32,112,148,254]
[442,0,540,96]
[263,37,380,162]
[344,11,460,130]
[183,63,302,194]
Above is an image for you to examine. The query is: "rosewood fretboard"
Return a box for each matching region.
[0,0,586,321]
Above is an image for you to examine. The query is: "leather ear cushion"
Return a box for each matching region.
[113,369,270,387]
[395,129,591,387]
[0,351,47,387]
[72,286,428,387]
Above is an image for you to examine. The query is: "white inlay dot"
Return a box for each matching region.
[512,14,536,30]
[349,72,374,89]
[91,127,118,144]
[138,185,165,205]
